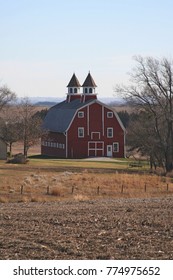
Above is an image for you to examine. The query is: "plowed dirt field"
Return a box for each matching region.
[1,197,173,259]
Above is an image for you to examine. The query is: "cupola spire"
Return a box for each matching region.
[82,72,97,88]
[66,73,81,102]
[67,73,81,88]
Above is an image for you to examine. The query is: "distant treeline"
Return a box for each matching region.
[34,101,57,106]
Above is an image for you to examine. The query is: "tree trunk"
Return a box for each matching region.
[165,121,173,172]
[165,151,173,172]
[23,145,28,158]
[9,143,12,157]
[23,137,28,158]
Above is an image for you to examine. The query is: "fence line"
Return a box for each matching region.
[0,182,173,201]
[27,184,171,195]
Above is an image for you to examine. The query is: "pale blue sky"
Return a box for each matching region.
[0,0,173,99]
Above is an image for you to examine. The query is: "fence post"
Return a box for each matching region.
[121,184,124,193]
[144,183,147,192]
[72,186,74,194]
[20,185,23,195]
[97,186,100,195]
[167,183,169,192]
[47,186,50,195]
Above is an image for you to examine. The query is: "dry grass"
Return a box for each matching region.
[50,187,61,196]
[0,196,9,203]
[74,194,89,201]
[0,165,173,203]
[30,196,47,203]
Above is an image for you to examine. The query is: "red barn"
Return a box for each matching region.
[41,73,125,158]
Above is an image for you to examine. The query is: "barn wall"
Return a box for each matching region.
[103,107,125,157]
[67,107,88,158]
[41,132,66,158]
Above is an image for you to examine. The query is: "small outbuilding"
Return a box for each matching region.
[0,138,7,160]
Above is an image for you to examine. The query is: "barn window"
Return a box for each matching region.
[89,88,93,94]
[74,88,77,93]
[107,111,113,118]
[84,88,88,94]
[113,142,119,152]
[107,127,113,138]
[78,111,84,118]
[78,127,84,138]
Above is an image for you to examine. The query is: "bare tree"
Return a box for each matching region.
[0,86,17,155]
[115,56,173,172]
[126,111,165,170]
[0,85,16,110]
[0,120,20,156]
[17,97,43,157]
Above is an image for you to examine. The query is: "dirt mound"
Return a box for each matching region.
[0,197,173,259]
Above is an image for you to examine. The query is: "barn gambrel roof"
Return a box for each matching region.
[43,99,125,133]
[43,99,93,133]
